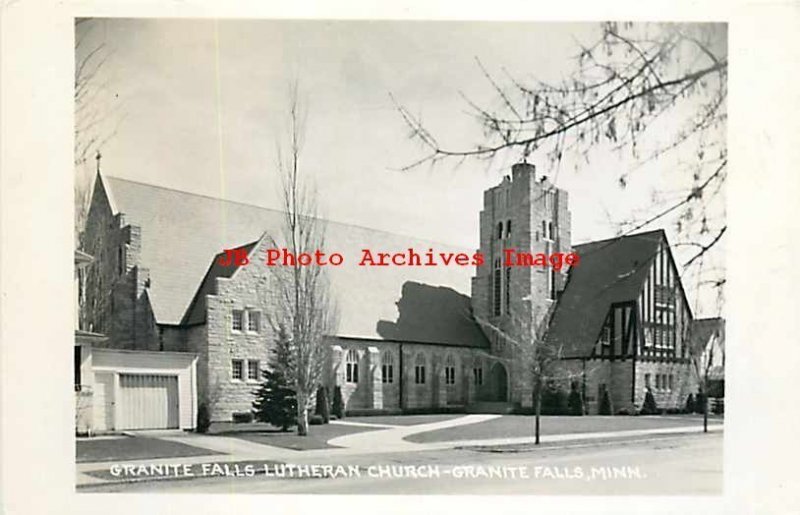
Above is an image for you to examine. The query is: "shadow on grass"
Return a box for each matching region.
[209,421,381,451]
[77,436,222,463]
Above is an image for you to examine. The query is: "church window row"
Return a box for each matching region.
[339,349,476,388]
[645,372,675,392]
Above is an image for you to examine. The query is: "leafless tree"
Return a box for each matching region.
[267,84,338,436]
[686,318,724,433]
[395,22,726,302]
[74,19,126,334]
[475,300,598,445]
[75,18,124,243]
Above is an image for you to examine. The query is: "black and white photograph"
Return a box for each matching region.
[71,18,726,495]
[2,1,799,513]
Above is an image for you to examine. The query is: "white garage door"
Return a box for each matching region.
[118,374,179,430]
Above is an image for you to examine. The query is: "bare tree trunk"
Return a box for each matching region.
[703,387,708,433]
[296,392,309,436]
[534,378,541,445]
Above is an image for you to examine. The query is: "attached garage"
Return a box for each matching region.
[118,374,180,430]
[87,349,197,433]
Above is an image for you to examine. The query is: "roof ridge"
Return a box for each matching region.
[103,174,471,249]
[573,228,665,249]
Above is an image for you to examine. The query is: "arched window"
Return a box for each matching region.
[473,363,483,386]
[381,351,394,384]
[445,354,456,385]
[345,349,358,383]
[414,353,426,385]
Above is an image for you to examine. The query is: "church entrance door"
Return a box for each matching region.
[487,362,508,402]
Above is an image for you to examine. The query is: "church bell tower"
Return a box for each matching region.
[470,162,572,405]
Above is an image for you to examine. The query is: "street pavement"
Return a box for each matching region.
[79,432,723,494]
[76,414,723,493]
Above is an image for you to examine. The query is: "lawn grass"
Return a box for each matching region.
[76,436,222,463]
[344,414,463,426]
[404,414,722,443]
[217,421,381,451]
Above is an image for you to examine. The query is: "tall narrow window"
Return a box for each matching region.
[445,354,456,386]
[506,220,512,239]
[232,310,244,332]
[497,221,503,240]
[247,360,260,381]
[545,242,556,300]
[381,351,394,384]
[247,310,260,332]
[346,349,359,383]
[74,346,82,390]
[118,247,124,276]
[504,266,511,312]
[414,353,426,384]
[473,367,483,386]
[493,259,502,316]
[548,221,554,241]
[231,359,244,381]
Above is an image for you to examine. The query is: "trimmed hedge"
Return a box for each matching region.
[332,386,344,419]
[640,390,658,415]
[598,389,613,415]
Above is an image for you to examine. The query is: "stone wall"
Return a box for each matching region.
[82,177,160,350]
[635,359,698,411]
[204,243,276,421]
[471,163,572,409]
[328,339,504,413]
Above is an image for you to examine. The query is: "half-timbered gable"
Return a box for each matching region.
[545,229,698,413]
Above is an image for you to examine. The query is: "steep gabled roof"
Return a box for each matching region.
[100,175,487,347]
[181,241,258,325]
[545,229,666,358]
[689,317,725,355]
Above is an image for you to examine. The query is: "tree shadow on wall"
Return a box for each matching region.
[376,281,489,346]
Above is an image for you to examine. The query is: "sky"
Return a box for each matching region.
[76,18,725,315]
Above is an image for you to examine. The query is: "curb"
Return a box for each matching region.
[457,427,723,453]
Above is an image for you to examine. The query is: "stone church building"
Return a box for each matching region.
[81,162,699,424]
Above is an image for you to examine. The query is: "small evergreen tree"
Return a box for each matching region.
[685,393,696,414]
[567,381,584,416]
[695,391,707,415]
[314,385,330,424]
[332,385,344,419]
[196,403,211,433]
[641,389,658,415]
[541,385,569,415]
[252,325,297,431]
[598,388,613,416]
